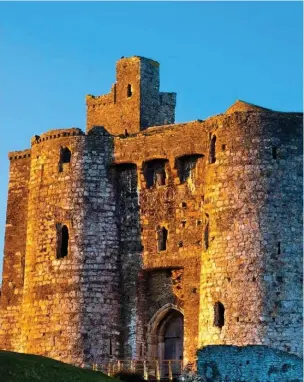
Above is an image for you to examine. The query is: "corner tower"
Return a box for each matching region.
[86,56,176,135]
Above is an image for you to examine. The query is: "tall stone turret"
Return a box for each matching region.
[199,102,303,356]
[86,56,176,135]
[0,127,122,365]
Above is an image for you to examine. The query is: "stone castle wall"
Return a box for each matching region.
[198,110,303,357]
[112,108,302,361]
[0,56,302,367]
[0,150,31,350]
[197,345,303,382]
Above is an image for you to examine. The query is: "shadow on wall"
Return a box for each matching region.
[79,126,121,365]
[197,345,303,382]
[111,160,143,359]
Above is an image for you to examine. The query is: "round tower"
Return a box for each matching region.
[199,102,302,357]
[20,127,121,365]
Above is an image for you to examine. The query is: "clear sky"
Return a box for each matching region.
[0,2,302,278]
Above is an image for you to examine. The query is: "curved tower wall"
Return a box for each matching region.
[199,111,302,357]
[0,150,31,350]
[20,127,120,365]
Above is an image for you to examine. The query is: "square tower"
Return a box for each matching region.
[86,56,176,135]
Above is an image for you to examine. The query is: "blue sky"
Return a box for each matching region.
[0,2,302,277]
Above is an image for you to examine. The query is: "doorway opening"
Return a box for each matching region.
[147,305,184,377]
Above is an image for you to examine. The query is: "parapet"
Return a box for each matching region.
[8,148,31,161]
[31,128,85,146]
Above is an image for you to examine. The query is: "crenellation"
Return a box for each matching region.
[0,56,302,370]
[8,149,31,161]
[31,128,84,146]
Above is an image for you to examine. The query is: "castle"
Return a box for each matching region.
[0,56,302,369]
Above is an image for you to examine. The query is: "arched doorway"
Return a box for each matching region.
[163,310,183,361]
[147,304,184,376]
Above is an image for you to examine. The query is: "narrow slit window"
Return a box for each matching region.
[204,215,209,250]
[127,84,132,98]
[209,135,216,164]
[158,227,168,251]
[214,301,225,328]
[109,337,113,356]
[277,241,281,255]
[57,224,69,259]
[272,147,278,159]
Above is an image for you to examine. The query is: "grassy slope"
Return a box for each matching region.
[0,350,118,382]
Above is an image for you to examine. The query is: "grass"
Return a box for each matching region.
[0,350,118,382]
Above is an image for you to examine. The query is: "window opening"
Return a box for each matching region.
[59,147,71,172]
[158,226,168,251]
[176,154,202,184]
[61,147,71,163]
[209,135,216,164]
[57,224,69,259]
[144,160,167,188]
[204,214,209,250]
[109,337,113,356]
[127,84,132,98]
[214,301,225,328]
[277,241,281,255]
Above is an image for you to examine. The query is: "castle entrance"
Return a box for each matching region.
[163,310,183,361]
[147,304,184,377]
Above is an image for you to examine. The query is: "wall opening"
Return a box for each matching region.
[175,154,203,184]
[214,301,225,328]
[158,226,168,252]
[147,305,184,369]
[61,147,71,163]
[144,159,167,188]
[272,147,278,159]
[209,135,216,164]
[204,214,209,250]
[59,147,71,172]
[115,163,138,194]
[57,224,69,259]
[108,337,113,356]
[127,84,132,98]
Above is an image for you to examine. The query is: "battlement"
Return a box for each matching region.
[30,127,85,146]
[8,149,31,161]
[86,56,176,135]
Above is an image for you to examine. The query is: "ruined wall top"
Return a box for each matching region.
[86,56,176,135]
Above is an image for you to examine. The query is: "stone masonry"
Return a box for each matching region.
[0,56,302,368]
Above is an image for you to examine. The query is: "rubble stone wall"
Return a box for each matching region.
[197,345,303,382]
[0,150,31,350]
[198,111,303,357]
